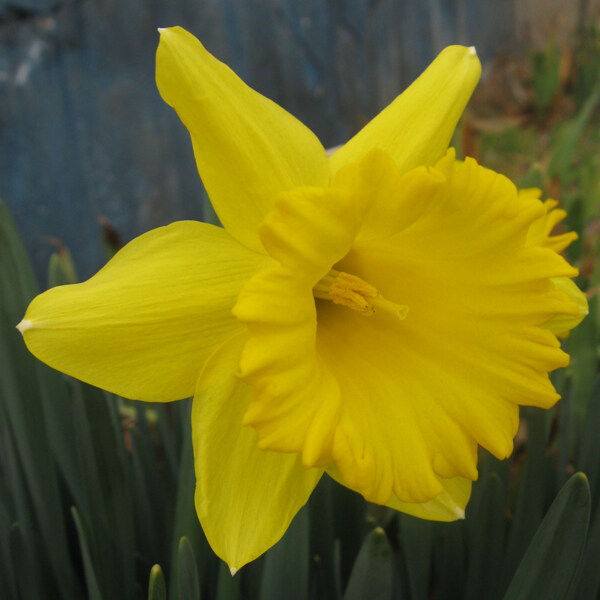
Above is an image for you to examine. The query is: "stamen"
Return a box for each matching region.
[314,269,408,319]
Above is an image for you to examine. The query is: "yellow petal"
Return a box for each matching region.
[543,277,588,336]
[315,153,578,504]
[326,463,471,521]
[330,46,481,175]
[386,476,471,521]
[18,222,270,401]
[233,178,371,466]
[233,265,342,467]
[192,334,322,571]
[526,194,578,253]
[156,27,330,252]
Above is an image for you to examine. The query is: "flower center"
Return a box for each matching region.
[313,269,408,319]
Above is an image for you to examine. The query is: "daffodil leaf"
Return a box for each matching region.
[71,507,103,600]
[8,523,40,599]
[548,81,600,184]
[0,200,78,597]
[572,503,600,599]
[148,565,167,600]
[215,561,241,600]
[47,247,77,288]
[567,304,599,424]
[501,473,590,600]
[464,473,506,600]
[0,501,15,598]
[435,521,465,600]
[577,376,600,500]
[130,424,168,564]
[177,537,200,600]
[331,483,367,587]
[307,477,340,600]
[501,408,548,584]
[168,414,207,600]
[259,506,310,600]
[398,514,433,600]
[71,383,136,599]
[343,528,397,600]
[557,379,574,489]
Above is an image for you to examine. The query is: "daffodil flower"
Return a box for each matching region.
[17,27,587,572]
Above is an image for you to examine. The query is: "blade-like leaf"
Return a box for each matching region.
[148,564,167,600]
[398,514,432,600]
[259,505,310,600]
[502,473,590,600]
[178,537,200,600]
[71,507,103,600]
[464,473,506,600]
[344,528,396,600]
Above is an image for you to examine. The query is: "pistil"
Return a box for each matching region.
[313,269,408,319]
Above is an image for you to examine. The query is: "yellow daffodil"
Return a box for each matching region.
[17,27,587,572]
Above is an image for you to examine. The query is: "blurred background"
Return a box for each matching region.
[1,0,599,282]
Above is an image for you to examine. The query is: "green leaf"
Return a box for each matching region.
[47,246,77,287]
[435,521,465,600]
[332,481,366,588]
[72,507,103,600]
[502,473,590,600]
[548,81,600,184]
[501,408,548,585]
[572,500,600,599]
[129,419,170,569]
[578,376,600,505]
[71,383,135,599]
[259,505,310,600]
[464,473,506,600]
[215,560,241,600]
[169,407,209,599]
[148,565,167,600]
[398,514,432,600]
[177,537,200,600]
[9,523,42,600]
[566,303,598,426]
[0,199,79,597]
[343,528,396,600]
[308,476,341,600]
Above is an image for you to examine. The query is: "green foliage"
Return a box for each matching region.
[531,44,562,115]
[2,23,600,600]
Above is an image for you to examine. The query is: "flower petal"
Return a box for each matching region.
[18,222,270,401]
[233,264,342,467]
[543,277,588,336]
[233,180,369,466]
[192,334,323,572]
[326,463,471,521]
[156,27,330,252]
[330,46,481,175]
[385,476,471,521]
[526,193,578,253]
[315,155,579,505]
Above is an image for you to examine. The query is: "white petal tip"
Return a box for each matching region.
[16,319,32,334]
[229,567,238,576]
[468,46,477,56]
[455,506,466,519]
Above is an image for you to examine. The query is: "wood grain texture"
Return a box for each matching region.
[0,0,596,281]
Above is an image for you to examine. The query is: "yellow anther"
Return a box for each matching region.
[313,269,408,319]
